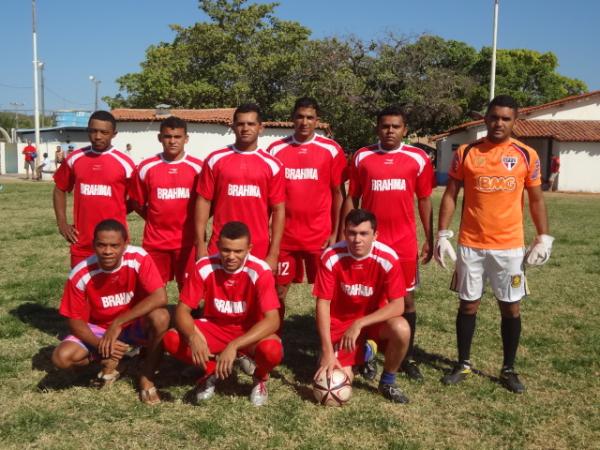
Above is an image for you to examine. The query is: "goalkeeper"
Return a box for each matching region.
[434,95,553,393]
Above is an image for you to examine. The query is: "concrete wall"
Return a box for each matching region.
[17,130,89,174]
[525,97,600,120]
[556,141,600,192]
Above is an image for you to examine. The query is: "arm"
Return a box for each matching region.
[174,301,212,368]
[53,186,78,244]
[325,185,344,248]
[216,309,280,379]
[194,196,212,259]
[98,287,167,359]
[265,202,285,271]
[315,298,342,379]
[437,177,461,231]
[526,185,549,235]
[417,196,434,264]
[67,318,103,349]
[340,298,404,352]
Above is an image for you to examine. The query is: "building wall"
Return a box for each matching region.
[436,127,486,184]
[16,130,89,174]
[556,141,600,192]
[525,97,600,121]
[519,138,551,180]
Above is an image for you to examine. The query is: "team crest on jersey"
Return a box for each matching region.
[474,156,486,168]
[168,168,178,175]
[510,275,522,288]
[502,156,518,171]
[384,158,394,165]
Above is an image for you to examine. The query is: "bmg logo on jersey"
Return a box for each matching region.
[475,176,516,192]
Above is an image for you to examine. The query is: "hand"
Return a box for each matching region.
[434,230,457,269]
[525,234,554,266]
[264,253,278,273]
[420,239,433,265]
[340,321,362,352]
[58,222,79,244]
[314,351,342,381]
[189,332,213,369]
[215,344,237,380]
[98,323,123,359]
[196,242,208,261]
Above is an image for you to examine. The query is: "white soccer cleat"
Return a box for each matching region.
[525,234,554,266]
[195,374,217,403]
[249,378,268,406]
[434,230,457,269]
[236,355,257,376]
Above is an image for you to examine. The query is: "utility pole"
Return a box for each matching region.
[89,75,101,111]
[489,0,500,101]
[32,0,41,155]
[9,102,24,142]
[38,61,45,127]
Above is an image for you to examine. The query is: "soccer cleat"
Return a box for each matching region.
[378,383,409,404]
[235,355,257,376]
[401,359,424,382]
[442,363,472,385]
[249,377,268,406]
[500,367,526,394]
[195,374,217,403]
[359,339,378,381]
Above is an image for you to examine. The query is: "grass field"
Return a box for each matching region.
[0,179,598,449]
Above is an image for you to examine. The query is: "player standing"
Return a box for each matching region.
[435,95,553,393]
[314,209,411,403]
[53,111,135,267]
[52,219,169,405]
[342,106,434,380]
[267,97,346,317]
[163,221,282,406]
[195,104,285,271]
[129,116,203,289]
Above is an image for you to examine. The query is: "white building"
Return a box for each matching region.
[433,91,600,192]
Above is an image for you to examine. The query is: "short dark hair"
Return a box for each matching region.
[219,221,251,243]
[293,97,320,116]
[486,95,519,114]
[93,219,128,241]
[376,105,408,126]
[345,208,377,232]
[233,103,262,124]
[43,152,48,158]
[88,110,117,131]
[160,116,187,133]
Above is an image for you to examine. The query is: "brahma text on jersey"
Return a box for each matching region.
[101,291,134,308]
[285,167,318,180]
[340,282,373,297]
[371,178,406,191]
[227,184,261,198]
[157,187,190,200]
[475,176,516,192]
[80,183,112,197]
[214,298,247,314]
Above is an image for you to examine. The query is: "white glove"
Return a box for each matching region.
[525,234,554,266]
[434,230,457,269]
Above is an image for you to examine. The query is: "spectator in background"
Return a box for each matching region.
[55,146,65,166]
[548,155,560,192]
[22,139,37,180]
[35,153,51,180]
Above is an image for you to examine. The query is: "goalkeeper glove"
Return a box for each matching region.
[525,234,554,266]
[434,230,457,269]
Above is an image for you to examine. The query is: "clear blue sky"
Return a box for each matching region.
[1,0,598,114]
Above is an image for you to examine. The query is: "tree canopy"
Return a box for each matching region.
[106,0,588,151]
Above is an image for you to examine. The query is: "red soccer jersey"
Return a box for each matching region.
[180,253,280,330]
[130,153,203,250]
[23,145,37,161]
[313,241,406,330]
[348,143,433,261]
[197,146,285,258]
[268,135,346,252]
[53,146,135,256]
[58,246,164,329]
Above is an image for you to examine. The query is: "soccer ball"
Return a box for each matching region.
[313,368,352,406]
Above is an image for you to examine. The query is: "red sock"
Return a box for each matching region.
[163,329,195,365]
[253,339,283,381]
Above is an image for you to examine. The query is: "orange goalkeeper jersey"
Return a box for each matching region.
[449,137,541,249]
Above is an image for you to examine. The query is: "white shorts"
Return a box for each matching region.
[451,245,528,303]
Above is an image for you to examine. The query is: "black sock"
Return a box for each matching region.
[403,311,416,360]
[456,312,477,365]
[501,316,521,369]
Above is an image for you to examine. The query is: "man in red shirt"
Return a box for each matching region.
[22,139,37,180]
[163,221,282,406]
[342,106,434,381]
[195,104,285,271]
[129,116,203,289]
[267,97,346,318]
[53,111,135,267]
[314,209,411,403]
[51,219,169,405]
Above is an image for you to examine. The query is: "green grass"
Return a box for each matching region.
[0,179,599,449]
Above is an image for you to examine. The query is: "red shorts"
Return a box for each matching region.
[331,322,385,367]
[194,319,247,354]
[399,259,419,292]
[277,250,321,285]
[147,246,195,288]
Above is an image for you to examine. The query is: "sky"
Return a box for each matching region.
[1,0,599,116]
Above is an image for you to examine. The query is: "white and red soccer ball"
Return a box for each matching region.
[313,369,352,406]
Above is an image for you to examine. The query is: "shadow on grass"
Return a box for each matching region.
[10,302,68,338]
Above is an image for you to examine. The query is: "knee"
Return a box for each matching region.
[162,328,181,354]
[459,300,479,315]
[255,338,283,367]
[148,308,170,333]
[52,345,74,370]
[387,317,411,344]
[500,303,520,319]
[403,293,415,312]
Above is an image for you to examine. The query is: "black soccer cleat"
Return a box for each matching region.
[359,339,378,381]
[442,362,472,386]
[378,383,409,404]
[402,359,424,382]
[500,367,525,394]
